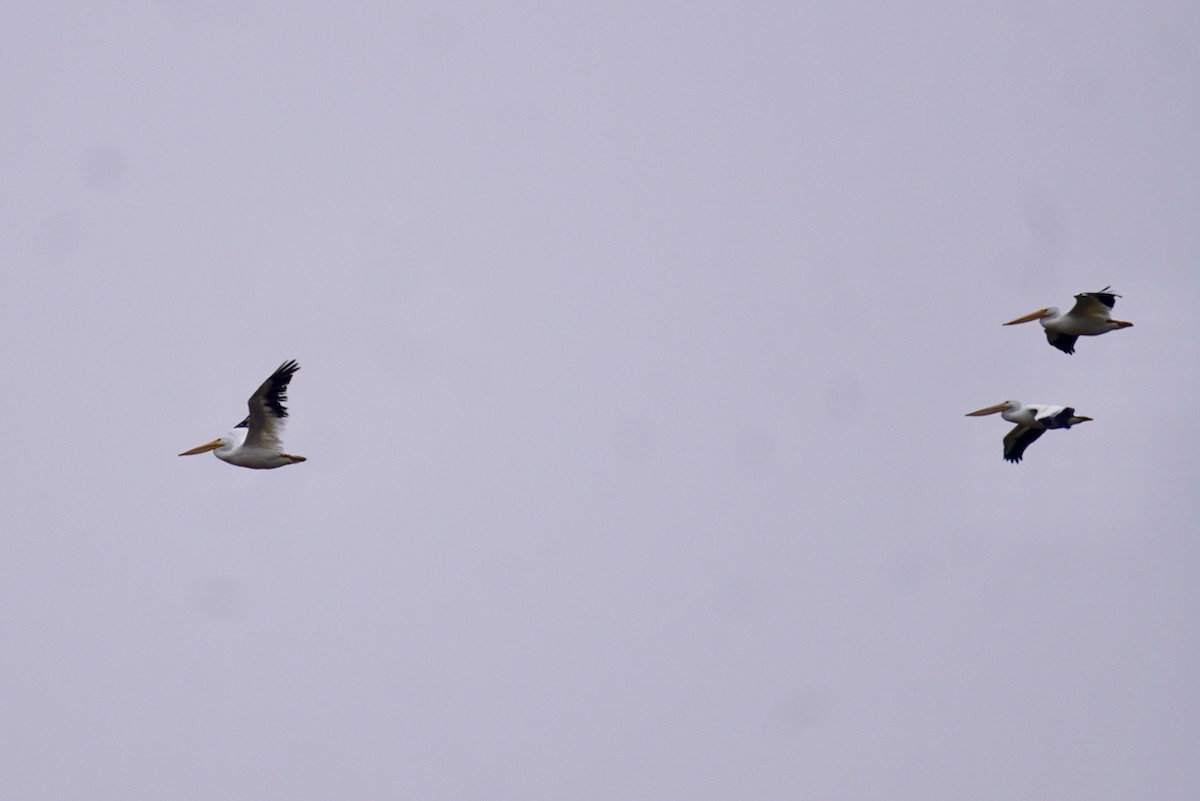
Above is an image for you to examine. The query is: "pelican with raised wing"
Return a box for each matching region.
[179,360,307,469]
[966,400,1092,463]
[1003,286,1133,354]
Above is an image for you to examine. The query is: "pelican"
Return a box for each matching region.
[966,400,1092,463]
[179,360,307,469]
[1003,286,1133,354]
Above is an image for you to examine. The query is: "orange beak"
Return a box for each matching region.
[965,403,1010,417]
[1003,308,1052,326]
[179,439,222,456]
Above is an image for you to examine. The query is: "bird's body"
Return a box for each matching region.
[966,400,1092,463]
[1004,286,1133,354]
[179,360,306,469]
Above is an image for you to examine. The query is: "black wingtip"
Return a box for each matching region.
[1042,407,1076,429]
[1083,286,1120,309]
[263,360,300,419]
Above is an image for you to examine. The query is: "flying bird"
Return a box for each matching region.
[1003,286,1133,354]
[966,400,1092,463]
[179,360,307,469]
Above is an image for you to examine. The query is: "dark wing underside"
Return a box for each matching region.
[1003,425,1045,463]
[1046,331,1078,354]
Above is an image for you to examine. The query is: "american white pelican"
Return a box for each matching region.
[179,360,307,469]
[966,400,1092,463]
[1003,286,1133,354]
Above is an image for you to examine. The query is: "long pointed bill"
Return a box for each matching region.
[1112,320,1134,328]
[966,403,1010,417]
[179,439,222,456]
[1003,308,1051,326]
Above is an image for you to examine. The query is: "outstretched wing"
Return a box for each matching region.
[1003,425,1044,463]
[243,360,300,450]
[1068,286,1120,318]
[1045,331,1078,354]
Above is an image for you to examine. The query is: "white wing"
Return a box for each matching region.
[1066,288,1118,321]
[243,360,300,451]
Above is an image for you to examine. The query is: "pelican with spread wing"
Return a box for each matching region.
[179,360,307,469]
[1003,286,1133,354]
[966,400,1092,463]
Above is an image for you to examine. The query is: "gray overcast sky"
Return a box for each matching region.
[2,2,1199,799]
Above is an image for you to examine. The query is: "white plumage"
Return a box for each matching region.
[179,360,306,469]
[1003,286,1133,354]
[966,400,1092,463]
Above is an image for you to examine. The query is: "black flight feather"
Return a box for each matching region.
[1040,407,1076,429]
[1004,427,1045,463]
[1046,332,1078,354]
[1080,285,1120,309]
[261,360,300,419]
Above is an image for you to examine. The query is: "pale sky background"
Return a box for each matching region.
[2,2,1199,799]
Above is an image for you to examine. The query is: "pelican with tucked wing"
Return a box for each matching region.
[1004,286,1133,354]
[179,360,307,469]
[966,400,1092,463]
